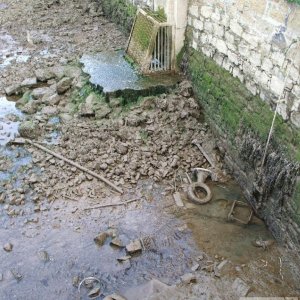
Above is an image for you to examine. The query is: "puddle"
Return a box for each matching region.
[181,181,273,264]
[0,96,22,146]
[80,50,181,95]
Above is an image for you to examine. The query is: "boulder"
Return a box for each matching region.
[21,77,37,88]
[95,104,111,119]
[5,84,21,96]
[125,240,142,254]
[35,68,54,82]
[42,93,60,106]
[19,121,40,139]
[56,77,72,94]
[31,87,52,100]
[40,106,58,116]
[20,100,39,114]
[79,93,97,117]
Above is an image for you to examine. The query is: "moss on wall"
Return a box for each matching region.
[187,47,300,163]
[101,0,137,33]
[184,46,300,243]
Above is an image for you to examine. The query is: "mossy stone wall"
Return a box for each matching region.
[185,46,300,249]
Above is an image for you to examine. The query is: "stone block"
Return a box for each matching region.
[277,101,289,121]
[249,51,261,67]
[291,111,300,128]
[204,20,213,33]
[200,6,213,19]
[261,58,273,73]
[270,76,285,96]
[230,20,243,36]
[189,5,198,17]
[271,51,286,67]
[227,50,239,65]
[193,19,203,31]
[215,39,228,55]
[214,24,224,37]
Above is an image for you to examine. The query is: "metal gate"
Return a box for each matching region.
[150,25,172,72]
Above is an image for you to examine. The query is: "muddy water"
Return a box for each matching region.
[0,175,299,299]
[0,96,22,146]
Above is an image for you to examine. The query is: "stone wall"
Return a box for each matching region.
[188,0,300,128]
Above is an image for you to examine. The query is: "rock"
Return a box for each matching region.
[125,240,142,254]
[21,77,37,88]
[181,273,196,284]
[3,242,13,252]
[19,121,40,139]
[32,87,52,100]
[41,106,58,116]
[103,294,127,300]
[95,104,111,119]
[179,80,194,98]
[56,77,72,94]
[63,65,81,79]
[37,250,49,262]
[20,100,39,114]
[72,275,80,287]
[28,174,39,183]
[173,192,184,207]
[115,143,128,155]
[217,259,228,271]
[110,237,124,248]
[49,66,65,80]
[117,255,131,262]
[88,287,101,298]
[43,93,60,105]
[60,113,73,123]
[232,278,250,297]
[35,68,54,82]
[5,84,21,96]
[191,263,200,272]
[79,93,97,117]
[94,232,108,246]
[11,269,23,281]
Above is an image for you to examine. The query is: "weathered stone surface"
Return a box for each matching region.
[181,273,196,284]
[56,77,72,94]
[125,240,142,254]
[94,232,108,246]
[35,68,54,82]
[20,100,39,114]
[3,242,13,252]
[21,77,37,88]
[5,84,21,96]
[232,278,250,297]
[32,87,52,100]
[19,121,40,139]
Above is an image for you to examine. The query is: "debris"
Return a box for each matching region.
[191,263,200,272]
[25,139,123,194]
[84,198,141,210]
[37,250,50,262]
[252,239,275,250]
[78,277,102,298]
[56,77,72,94]
[181,273,196,284]
[228,200,253,225]
[117,255,131,262]
[217,259,228,271]
[232,278,250,297]
[126,240,142,254]
[11,269,23,281]
[103,294,127,300]
[3,242,13,252]
[110,237,125,248]
[173,192,184,207]
[94,232,108,246]
[191,140,215,168]
[88,287,101,298]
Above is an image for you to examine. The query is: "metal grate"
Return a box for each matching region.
[126,9,174,74]
[150,25,172,72]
